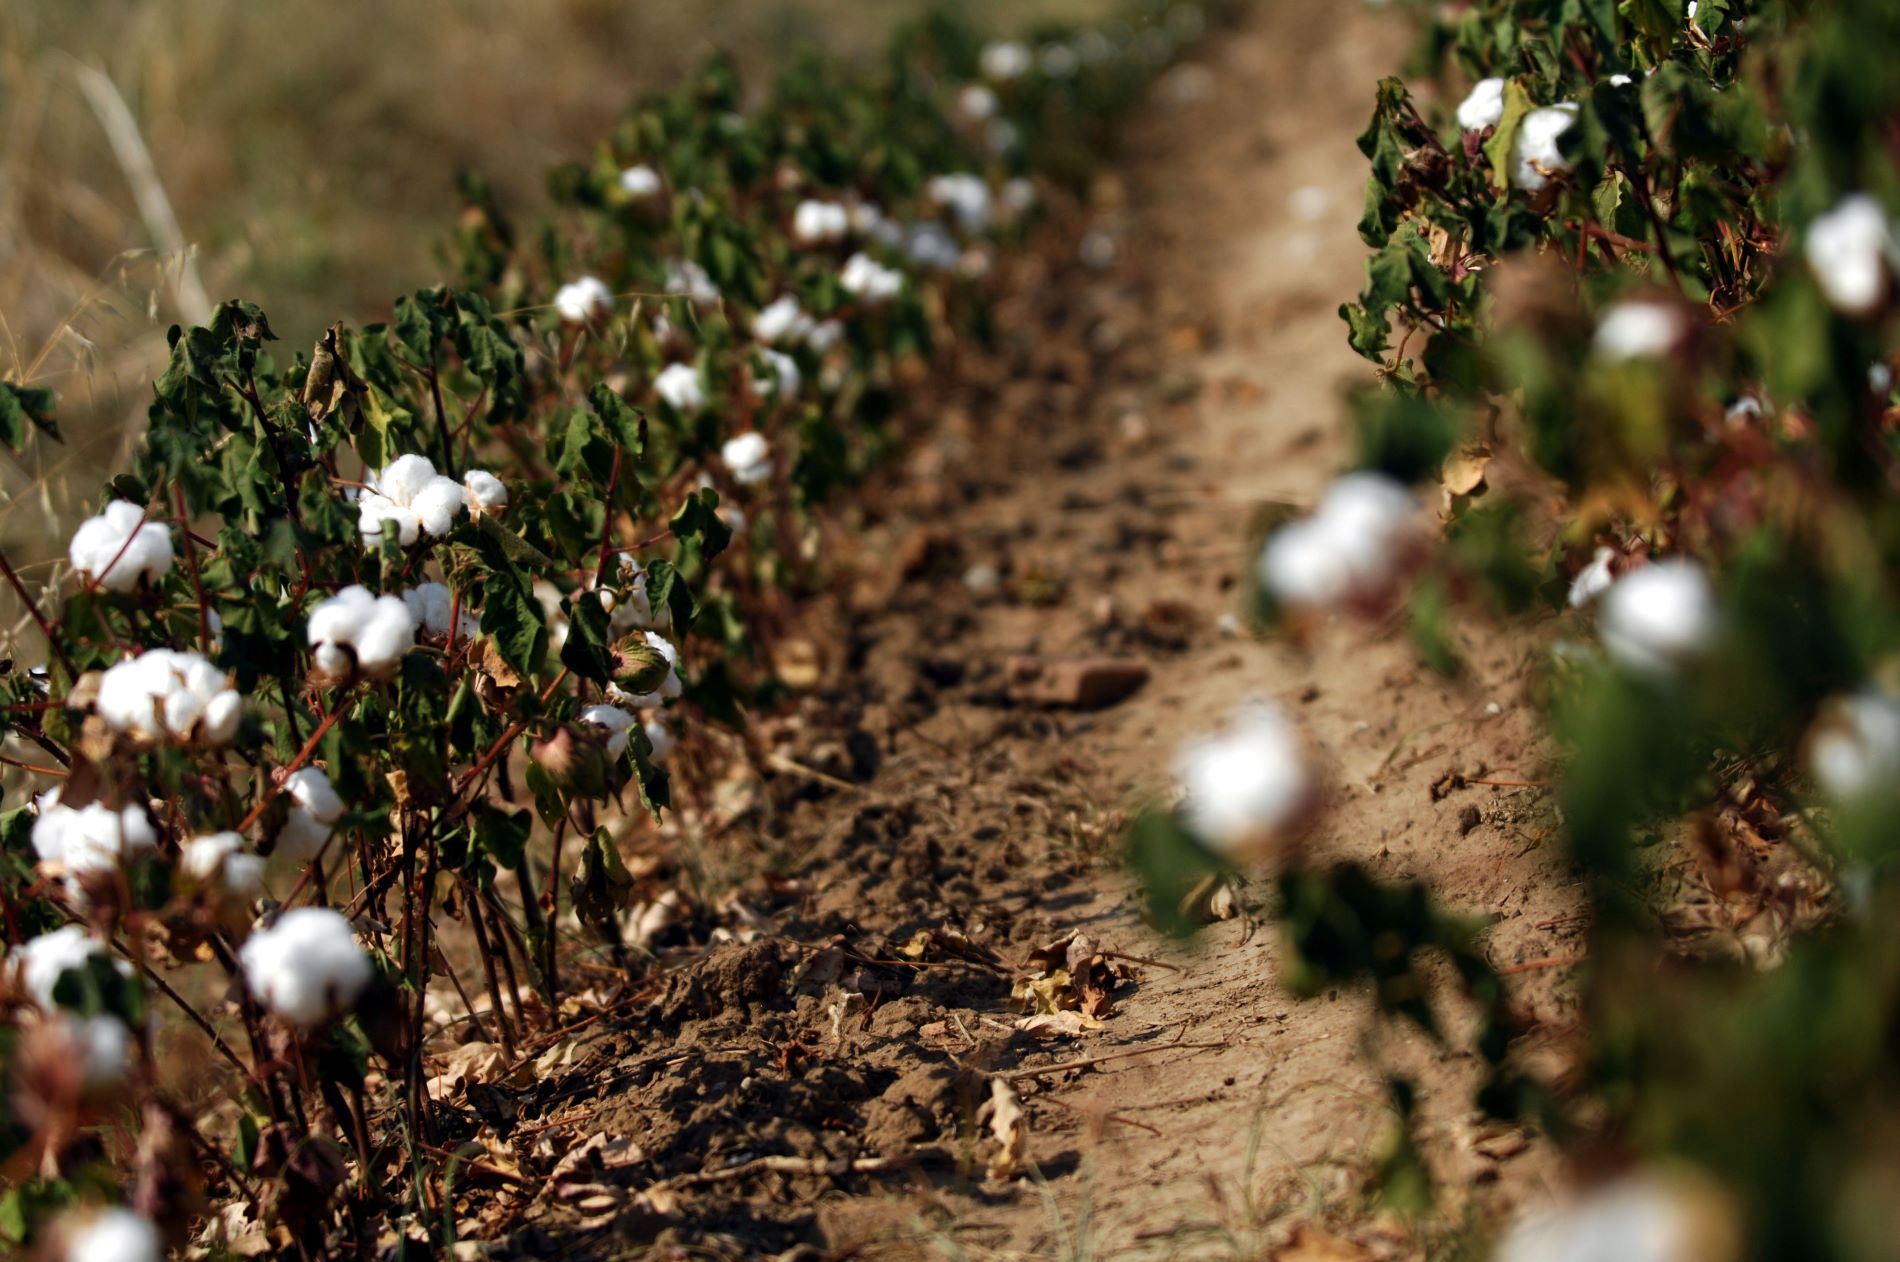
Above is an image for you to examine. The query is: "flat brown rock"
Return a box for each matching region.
[1005,655,1150,709]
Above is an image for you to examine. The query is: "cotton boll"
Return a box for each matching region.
[1457,77,1506,131]
[645,718,675,763]
[840,253,904,302]
[555,276,614,325]
[1609,73,1635,87]
[69,501,173,593]
[608,561,657,633]
[665,260,721,305]
[402,582,476,642]
[618,165,662,199]
[68,1013,135,1090]
[806,320,846,352]
[1806,194,1896,316]
[1510,103,1579,191]
[578,705,637,758]
[1288,185,1330,223]
[1568,547,1617,609]
[182,832,244,884]
[926,174,992,234]
[847,201,884,235]
[980,40,1031,82]
[357,454,466,545]
[754,295,813,345]
[1259,473,1419,610]
[239,907,373,1029]
[463,470,508,516]
[1599,559,1719,676]
[1594,301,1683,361]
[13,925,130,1011]
[1258,518,1351,608]
[654,363,706,414]
[274,766,344,864]
[722,432,773,486]
[906,222,962,270]
[1493,1174,1720,1262]
[958,83,998,121]
[607,631,682,707]
[1173,704,1314,855]
[1001,178,1038,217]
[30,791,158,897]
[1808,690,1900,801]
[308,585,418,678]
[792,199,850,246]
[61,1207,162,1262]
[97,649,243,745]
[755,350,801,400]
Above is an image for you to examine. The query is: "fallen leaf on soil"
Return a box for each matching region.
[533,1038,589,1078]
[980,1077,1029,1181]
[1015,1011,1099,1038]
[425,1040,510,1102]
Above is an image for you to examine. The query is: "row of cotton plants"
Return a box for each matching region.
[0,3,1221,1255]
[1134,1,1900,1259]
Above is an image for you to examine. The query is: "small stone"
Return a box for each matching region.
[1005,655,1149,709]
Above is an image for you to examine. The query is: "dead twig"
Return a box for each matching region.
[996,1039,1227,1082]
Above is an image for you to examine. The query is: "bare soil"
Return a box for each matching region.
[441,4,1593,1257]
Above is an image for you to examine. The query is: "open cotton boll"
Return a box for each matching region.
[402,582,477,642]
[755,350,801,400]
[906,222,962,271]
[1594,301,1684,361]
[1510,103,1579,191]
[307,585,419,678]
[69,500,173,593]
[62,1207,162,1262]
[927,174,993,233]
[618,165,662,198]
[1457,77,1507,131]
[1001,178,1038,217]
[840,253,904,302]
[554,275,613,325]
[806,320,846,352]
[1809,690,1900,801]
[578,704,638,757]
[980,40,1032,81]
[654,362,706,414]
[463,470,508,516]
[1599,559,1719,676]
[665,260,721,305]
[182,832,245,884]
[754,295,814,345]
[32,789,158,890]
[97,648,243,745]
[1806,194,1896,316]
[1173,704,1313,855]
[792,199,851,246]
[958,83,998,121]
[645,718,675,763]
[608,560,658,633]
[722,432,774,486]
[12,925,124,1010]
[1568,547,1617,609]
[275,767,345,864]
[1493,1174,1714,1262]
[608,631,682,707]
[1258,473,1419,610]
[239,907,372,1029]
[357,454,467,545]
[67,1012,136,1090]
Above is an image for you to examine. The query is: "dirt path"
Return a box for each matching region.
[506,4,1584,1258]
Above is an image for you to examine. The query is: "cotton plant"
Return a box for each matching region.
[980,40,1032,82]
[1593,301,1684,361]
[926,173,993,234]
[31,791,158,898]
[665,259,721,305]
[618,164,662,199]
[1807,688,1900,802]
[578,704,638,757]
[181,831,267,903]
[12,924,132,1012]
[792,199,851,245]
[1492,1173,1717,1262]
[402,581,478,642]
[608,630,684,707]
[69,501,173,592]
[754,294,815,344]
[58,1207,163,1262]
[752,349,801,400]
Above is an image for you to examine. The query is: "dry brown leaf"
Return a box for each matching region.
[1441,444,1492,506]
[1276,1224,1372,1261]
[1015,1011,1099,1038]
[980,1077,1029,1181]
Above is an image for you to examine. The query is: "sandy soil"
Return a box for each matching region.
[459,4,1590,1257]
